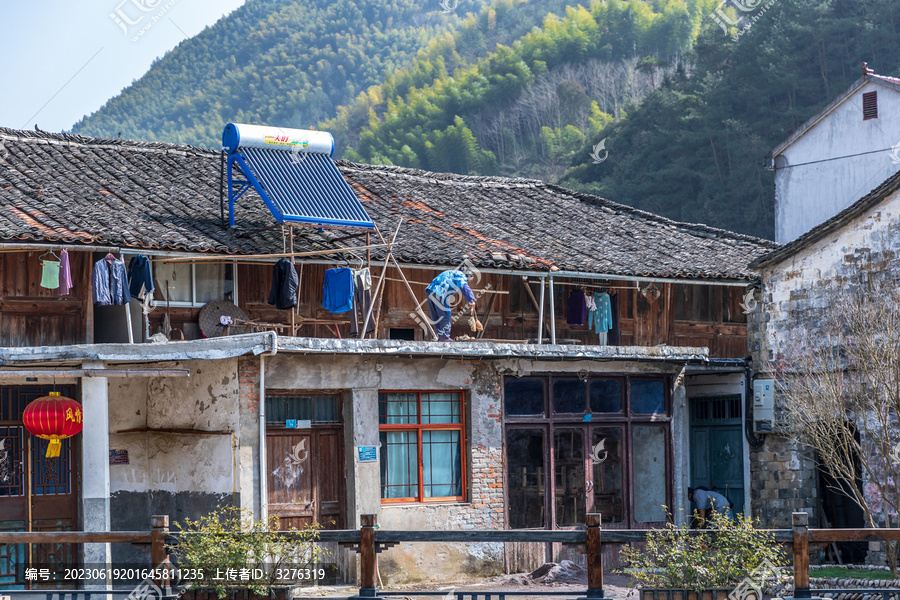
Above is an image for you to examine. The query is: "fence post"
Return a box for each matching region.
[578,513,611,600]
[355,514,378,599]
[792,512,810,599]
[150,515,170,590]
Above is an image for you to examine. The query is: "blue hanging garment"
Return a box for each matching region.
[323,268,355,313]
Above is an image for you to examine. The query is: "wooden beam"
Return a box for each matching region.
[793,512,811,598]
[152,244,388,263]
[809,528,900,542]
[0,532,151,544]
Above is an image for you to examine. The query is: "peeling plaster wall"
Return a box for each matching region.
[774,80,900,244]
[264,354,689,583]
[107,359,242,566]
[749,187,900,528]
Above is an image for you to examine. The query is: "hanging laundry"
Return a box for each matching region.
[58,249,73,296]
[608,294,620,346]
[268,258,299,310]
[585,293,597,312]
[358,267,372,291]
[323,267,354,313]
[588,292,612,336]
[127,254,155,300]
[350,269,375,337]
[40,259,60,290]
[92,255,130,305]
[567,289,588,325]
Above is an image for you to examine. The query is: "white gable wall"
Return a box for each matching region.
[774,80,900,243]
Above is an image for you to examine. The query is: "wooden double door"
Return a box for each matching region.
[266,427,344,530]
[0,385,79,587]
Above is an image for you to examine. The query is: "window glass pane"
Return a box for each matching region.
[266,395,338,424]
[553,380,586,414]
[589,380,622,413]
[379,393,417,424]
[421,392,460,424]
[380,431,418,499]
[314,395,339,422]
[591,427,623,524]
[506,429,545,528]
[631,380,665,414]
[196,263,233,304]
[422,430,461,497]
[554,428,585,526]
[154,263,191,303]
[266,396,312,423]
[504,379,544,416]
[632,425,667,523]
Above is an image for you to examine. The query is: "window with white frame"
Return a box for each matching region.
[152,261,236,307]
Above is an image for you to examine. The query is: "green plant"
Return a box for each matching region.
[619,508,786,593]
[173,505,325,598]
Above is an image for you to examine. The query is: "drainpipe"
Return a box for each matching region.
[549,275,556,344]
[259,354,268,522]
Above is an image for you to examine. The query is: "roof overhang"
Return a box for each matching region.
[276,337,711,363]
[0,332,277,366]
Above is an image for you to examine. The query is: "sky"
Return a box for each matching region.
[0,0,246,133]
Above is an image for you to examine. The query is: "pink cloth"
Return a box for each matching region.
[58,249,73,296]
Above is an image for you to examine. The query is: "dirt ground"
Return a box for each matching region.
[294,562,637,599]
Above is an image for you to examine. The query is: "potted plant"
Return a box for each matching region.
[619,509,786,600]
[171,505,327,600]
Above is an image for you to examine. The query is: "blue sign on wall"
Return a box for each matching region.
[357,446,377,462]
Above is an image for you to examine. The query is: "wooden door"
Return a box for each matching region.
[267,428,345,530]
[0,386,79,587]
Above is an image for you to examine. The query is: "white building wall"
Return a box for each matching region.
[774,80,900,243]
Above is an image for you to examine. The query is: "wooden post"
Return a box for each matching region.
[150,515,170,590]
[792,512,810,599]
[357,514,378,597]
[583,513,606,599]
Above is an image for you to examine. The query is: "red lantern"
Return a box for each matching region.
[23,392,83,458]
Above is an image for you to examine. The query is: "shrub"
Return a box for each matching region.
[172,505,325,598]
[619,508,786,593]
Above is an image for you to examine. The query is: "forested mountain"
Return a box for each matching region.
[72,0,900,239]
[327,0,710,179]
[71,0,487,145]
[560,0,900,238]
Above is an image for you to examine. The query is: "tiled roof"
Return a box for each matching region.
[0,127,776,280]
[751,168,900,269]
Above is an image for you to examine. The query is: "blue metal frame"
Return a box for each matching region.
[226,152,283,227]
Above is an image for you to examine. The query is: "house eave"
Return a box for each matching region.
[276,337,711,363]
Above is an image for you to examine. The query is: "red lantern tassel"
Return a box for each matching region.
[46,436,61,458]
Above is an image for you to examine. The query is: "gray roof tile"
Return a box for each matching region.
[0,127,777,280]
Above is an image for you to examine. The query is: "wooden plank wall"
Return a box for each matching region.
[0,251,88,347]
[0,253,748,358]
[232,263,748,358]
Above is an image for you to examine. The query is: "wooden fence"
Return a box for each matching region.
[2,512,900,597]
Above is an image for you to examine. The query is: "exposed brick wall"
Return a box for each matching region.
[238,355,260,416]
[453,445,504,530]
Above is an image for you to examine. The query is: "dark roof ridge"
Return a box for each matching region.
[751,168,900,269]
[0,126,218,156]
[548,183,780,248]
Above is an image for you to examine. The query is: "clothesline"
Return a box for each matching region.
[549,280,637,291]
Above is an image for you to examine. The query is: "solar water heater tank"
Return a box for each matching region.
[222,123,334,156]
